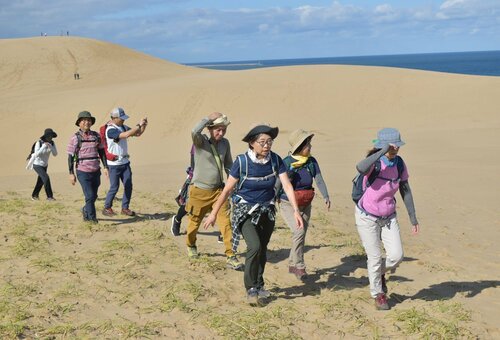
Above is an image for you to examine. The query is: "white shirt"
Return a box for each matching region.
[33,140,57,167]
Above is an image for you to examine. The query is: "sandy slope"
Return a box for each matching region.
[0,37,499,338]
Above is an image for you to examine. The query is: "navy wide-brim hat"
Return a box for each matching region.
[242,124,279,142]
[41,128,57,139]
[373,128,405,148]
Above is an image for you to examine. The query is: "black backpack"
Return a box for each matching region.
[352,156,404,204]
[26,140,42,161]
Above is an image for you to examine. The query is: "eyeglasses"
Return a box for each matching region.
[256,139,273,147]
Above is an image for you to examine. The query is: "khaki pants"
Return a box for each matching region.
[280,200,311,270]
[185,185,234,257]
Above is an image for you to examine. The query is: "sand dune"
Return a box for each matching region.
[0,37,499,338]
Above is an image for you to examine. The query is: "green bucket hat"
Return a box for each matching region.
[75,111,96,126]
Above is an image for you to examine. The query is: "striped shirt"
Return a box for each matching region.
[67,130,104,173]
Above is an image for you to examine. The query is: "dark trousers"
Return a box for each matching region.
[176,205,187,221]
[104,163,133,209]
[241,214,275,290]
[32,165,53,198]
[77,170,101,221]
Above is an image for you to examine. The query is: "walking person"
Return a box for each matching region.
[29,128,58,201]
[171,145,195,236]
[277,129,331,280]
[102,107,148,217]
[203,124,303,306]
[185,112,242,270]
[354,128,420,310]
[67,111,108,223]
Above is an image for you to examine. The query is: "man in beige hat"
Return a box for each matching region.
[184,112,243,270]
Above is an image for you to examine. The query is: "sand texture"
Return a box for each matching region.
[0,37,499,338]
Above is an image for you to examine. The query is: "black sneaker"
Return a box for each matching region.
[171,216,181,236]
[217,234,224,244]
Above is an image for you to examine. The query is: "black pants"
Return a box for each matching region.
[241,214,275,290]
[176,205,187,221]
[32,165,53,198]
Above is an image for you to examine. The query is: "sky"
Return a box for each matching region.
[1,0,499,63]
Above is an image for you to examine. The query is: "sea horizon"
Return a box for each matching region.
[184,50,500,76]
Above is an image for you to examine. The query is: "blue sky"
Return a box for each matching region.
[1,0,499,63]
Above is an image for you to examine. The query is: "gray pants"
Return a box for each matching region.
[280,200,311,270]
[355,206,404,298]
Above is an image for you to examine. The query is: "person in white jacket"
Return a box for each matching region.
[30,128,58,200]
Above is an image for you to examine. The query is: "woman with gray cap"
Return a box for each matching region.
[354,128,420,311]
[203,124,303,306]
[29,128,58,200]
[277,129,330,280]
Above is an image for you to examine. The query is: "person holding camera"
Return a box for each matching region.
[102,107,148,217]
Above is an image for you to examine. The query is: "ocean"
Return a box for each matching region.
[186,50,500,76]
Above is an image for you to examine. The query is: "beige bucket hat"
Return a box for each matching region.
[289,129,314,154]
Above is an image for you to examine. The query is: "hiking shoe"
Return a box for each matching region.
[257,287,271,298]
[375,293,390,310]
[102,208,116,216]
[187,246,199,258]
[46,197,56,201]
[121,208,136,216]
[31,196,39,201]
[381,274,388,294]
[171,216,181,236]
[226,256,243,270]
[247,288,259,306]
[294,268,308,280]
[217,235,224,244]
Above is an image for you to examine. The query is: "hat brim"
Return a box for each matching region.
[43,132,57,139]
[290,133,314,154]
[373,140,405,148]
[208,115,231,127]
[242,125,279,142]
[75,117,96,126]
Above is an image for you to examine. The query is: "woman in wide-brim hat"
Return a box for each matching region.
[203,124,303,306]
[28,128,58,200]
[354,127,419,311]
[277,129,331,280]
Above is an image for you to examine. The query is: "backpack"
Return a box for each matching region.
[352,156,404,204]
[73,131,101,164]
[26,140,42,161]
[99,122,119,161]
[277,155,317,197]
[282,155,317,180]
[232,152,280,203]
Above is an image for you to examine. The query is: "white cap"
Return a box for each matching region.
[110,107,129,120]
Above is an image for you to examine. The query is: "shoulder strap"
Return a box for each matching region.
[366,160,381,186]
[209,142,224,183]
[270,152,279,176]
[396,156,404,179]
[237,154,248,190]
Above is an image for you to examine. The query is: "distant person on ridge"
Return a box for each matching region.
[67,111,108,223]
[354,128,420,311]
[185,112,243,271]
[102,107,148,217]
[27,128,58,201]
